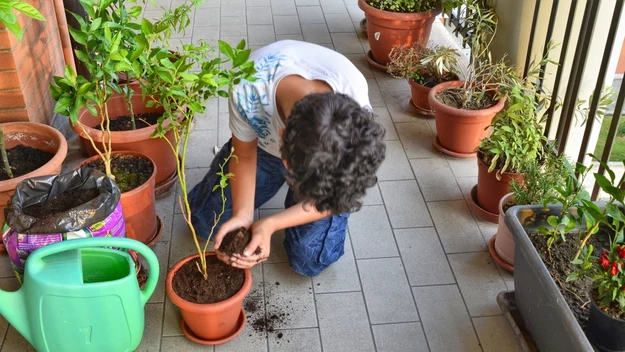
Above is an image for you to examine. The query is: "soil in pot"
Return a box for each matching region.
[416,72,457,88]
[22,188,100,220]
[0,145,54,181]
[85,155,153,193]
[436,88,497,111]
[172,255,245,304]
[93,113,162,132]
[220,228,262,257]
[529,227,612,329]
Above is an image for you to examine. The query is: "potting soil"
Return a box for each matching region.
[0,145,53,181]
[94,113,162,131]
[86,154,153,193]
[220,227,262,257]
[172,255,245,304]
[23,188,100,219]
[435,88,497,110]
[530,228,613,329]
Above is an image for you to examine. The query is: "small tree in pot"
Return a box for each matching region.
[387,43,460,116]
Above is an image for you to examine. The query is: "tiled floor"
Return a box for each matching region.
[0,0,524,351]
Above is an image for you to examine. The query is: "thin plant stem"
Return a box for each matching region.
[0,126,13,179]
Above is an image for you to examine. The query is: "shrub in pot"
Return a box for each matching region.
[358,0,463,67]
[142,35,258,344]
[387,43,460,117]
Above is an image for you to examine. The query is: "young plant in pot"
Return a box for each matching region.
[68,0,198,196]
[387,43,460,117]
[50,5,160,247]
[143,39,258,344]
[0,1,68,250]
[358,0,463,69]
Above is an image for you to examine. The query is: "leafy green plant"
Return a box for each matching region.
[509,150,572,207]
[368,0,463,13]
[144,39,257,279]
[462,0,497,63]
[0,0,46,179]
[387,43,460,87]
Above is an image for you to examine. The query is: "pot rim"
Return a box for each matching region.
[429,80,506,117]
[499,192,515,213]
[76,150,157,197]
[166,252,252,311]
[0,122,69,191]
[591,298,625,323]
[358,0,442,20]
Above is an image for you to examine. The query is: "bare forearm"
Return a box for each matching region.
[229,152,256,223]
[268,203,331,231]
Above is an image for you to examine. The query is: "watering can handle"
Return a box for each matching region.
[27,237,159,305]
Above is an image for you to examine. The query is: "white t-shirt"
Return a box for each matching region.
[229,40,372,158]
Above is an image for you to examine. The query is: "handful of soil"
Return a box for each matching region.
[220,227,261,257]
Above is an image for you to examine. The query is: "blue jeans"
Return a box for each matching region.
[187,139,349,276]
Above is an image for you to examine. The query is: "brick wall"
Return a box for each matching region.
[0,0,65,125]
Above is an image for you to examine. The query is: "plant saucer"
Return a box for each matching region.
[365,50,388,72]
[470,185,499,223]
[488,235,514,272]
[181,308,246,346]
[408,99,435,118]
[433,136,477,158]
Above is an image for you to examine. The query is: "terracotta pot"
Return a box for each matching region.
[166,253,252,344]
[72,89,177,193]
[358,0,441,65]
[474,155,523,222]
[0,122,68,226]
[409,74,459,117]
[491,192,515,272]
[428,81,505,157]
[77,151,158,246]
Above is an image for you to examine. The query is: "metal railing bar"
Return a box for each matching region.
[523,0,542,77]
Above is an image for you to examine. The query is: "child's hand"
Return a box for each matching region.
[229,217,274,269]
[214,215,253,264]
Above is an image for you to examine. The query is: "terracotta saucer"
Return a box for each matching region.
[365,50,388,72]
[433,136,477,158]
[408,99,435,118]
[470,185,498,223]
[181,308,246,345]
[145,216,164,248]
[488,235,514,272]
[360,18,367,35]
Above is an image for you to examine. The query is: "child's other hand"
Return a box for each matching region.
[229,217,274,269]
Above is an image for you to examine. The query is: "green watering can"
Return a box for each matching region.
[0,237,159,352]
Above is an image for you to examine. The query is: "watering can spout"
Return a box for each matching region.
[0,288,33,346]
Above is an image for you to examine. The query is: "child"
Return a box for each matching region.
[188,40,386,276]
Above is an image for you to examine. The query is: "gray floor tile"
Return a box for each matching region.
[374,107,399,141]
[375,71,410,93]
[448,252,507,317]
[446,155,478,178]
[147,240,170,303]
[348,205,399,259]
[0,278,18,345]
[456,177,500,240]
[331,32,364,54]
[372,322,429,352]
[144,9,165,21]
[319,0,347,14]
[295,0,318,4]
[249,264,265,297]
[221,16,247,36]
[248,24,276,45]
[0,255,15,278]
[363,183,383,205]
[271,0,297,15]
[428,200,486,253]
[473,316,524,352]
[313,234,361,293]
[377,140,414,181]
[247,0,270,6]
[412,285,482,352]
[193,25,220,45]
[316,292,375,352]
[2,327,35,351]
[396,121,439,159]
[274,15,302,34]
[163,299,184,336]
[297,6,325,23]
[268,328,322,352]
[498,265,515,291]
[247,6,273,24]
[395,228,455,286]
[195,7,220,26]
[346,54,373,79]
[346,5,364,22]
[218,112,232,146]
[301,24,332,44]
[357,257,419,324]
[259,209,289,264]
[259,183,288,209]
[185,129,217,168]
[379,180,433,228]
[325,13,355,32]
[194,109,219,131]
[382,90,421,123]
[169,214,203,267]
[135,303,163,352]
[276,34,304,41]
[221,0,246,16]
[264,263,318,329]
[214,322,268,352]
[161,336,214,351]
[368,79,385,106]
[411,158,464,201]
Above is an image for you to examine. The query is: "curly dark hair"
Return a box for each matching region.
[281,93,386,214]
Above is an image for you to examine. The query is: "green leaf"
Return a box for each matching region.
[566,273,579,282]
[3,21,23,40]
[74,50,90,63]
[140,18,154,35]
[233,49,251,68]
[212,184,219,192]
[68,27,87,45]
[90,17,102,31]
[606,204,625,223]
[104,26,112,43]
[64,65,77,86]
[0,2,17,25]
[12,2,45,21]
[236,39,246,50]
[218,40,235,60]
[217,90,229,98]
[547,215,559,227]
[86,104,97,117]
[53,95,72,114]
[128,5,143,18]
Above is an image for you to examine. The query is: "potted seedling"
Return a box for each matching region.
[51,1,159,246]
[358,0,463,68]
[387,43,460,117]
[505,157,625,352]
[144,38,257,344]
[0,1,68,243]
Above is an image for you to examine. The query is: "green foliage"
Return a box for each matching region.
[509,150,572,207]
[0,0,45,40]
[574,87,615,127]
[387,44,459,86]
[462,0,497,63]
[368,0,463,13]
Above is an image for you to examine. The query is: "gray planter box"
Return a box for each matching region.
[505,205,593,352]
